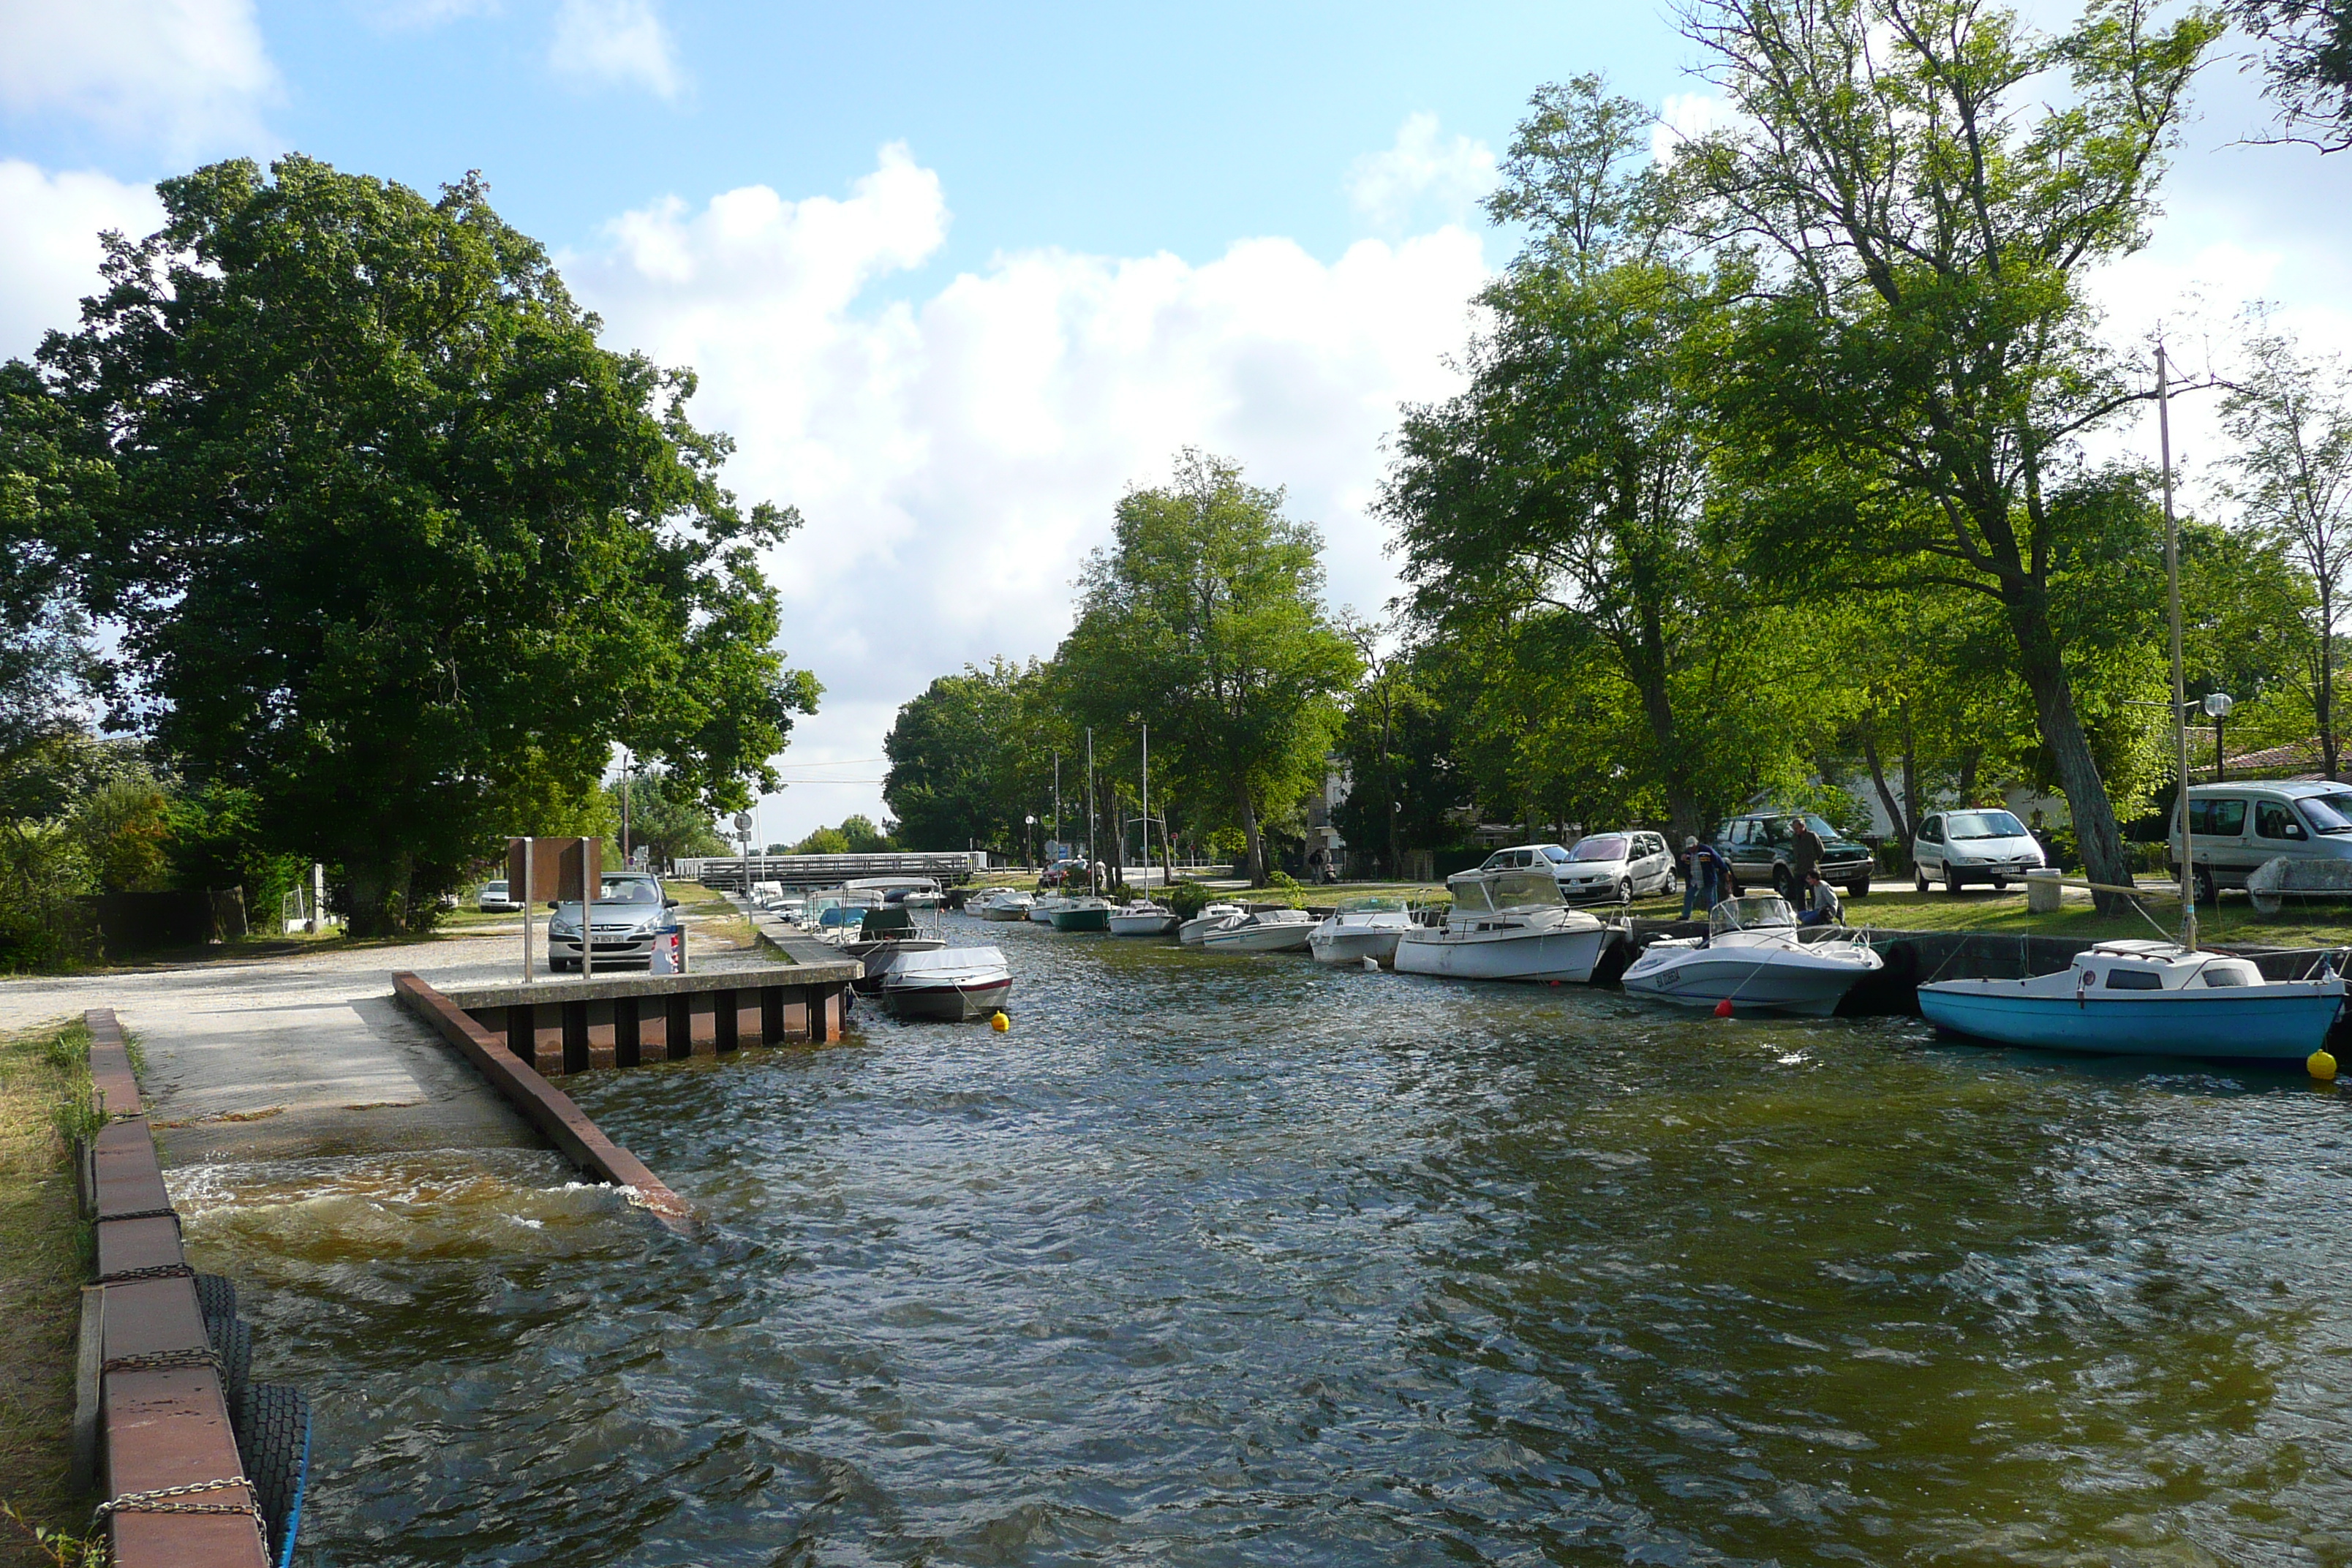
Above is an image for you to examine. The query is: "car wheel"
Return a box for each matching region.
[1945,873,1965,894]
[1914,866,1929,893]
[1847,881,1870,900]
[1616,879,1633,904]
[1771,864,1794,898]
[1991,875,2008,890]
[1662,870,1679,895]
[2194,866,2217,905]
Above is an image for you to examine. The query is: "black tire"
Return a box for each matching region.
[1616,879,1634,905]
[1991,875,2008,890]
[2195,866,2217,905]
[238,1383,310,1566]
[208,1315,251,1415]
[1914,867,1929,893]
[1945,872,1965,894]
[195,1272,237,1336]
[1847,881,1871,900]
[1771,864,1794,898]
[1662,870,1679,895]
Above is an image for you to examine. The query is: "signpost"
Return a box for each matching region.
[508,837,600,983]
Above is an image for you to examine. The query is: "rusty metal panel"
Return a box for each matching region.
[86,1008,144,1117]
[93,1121,172,1221]
[614,996,641,1068]
[96,1215,186,1283]
[506,837,600,902]
[99,1278,266,1567]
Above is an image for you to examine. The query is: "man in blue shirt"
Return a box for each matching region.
[1681,835,1730,920]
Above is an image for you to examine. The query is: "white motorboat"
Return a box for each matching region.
[1200,908,1316,954]
[1308,897,1417,967]
[843,905,946,992]
[1107,900,1179,936]
[1177,902,1246,946]
[880,946,1014,1021]
[975,889,1035,921]
[1027,894,1071,926]
[1620,894,1882,1016]
[1394,868,1616,982]
[1919,941,2343,1058]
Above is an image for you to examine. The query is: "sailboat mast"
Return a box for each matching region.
[2159,342,2197,951]
[1085,728,1098,897]
[1141,723,1150,894]
[1052,751,1060,862]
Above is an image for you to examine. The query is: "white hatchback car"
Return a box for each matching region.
[1911,809,2046,892]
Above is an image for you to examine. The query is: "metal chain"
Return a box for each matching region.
[102,1346,221,1376]
[91,1475,268,1538]
[97,1263,194,1283]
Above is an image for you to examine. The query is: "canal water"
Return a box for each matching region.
[176,913,2352,1565]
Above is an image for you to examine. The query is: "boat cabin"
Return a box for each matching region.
[1446,869,1566,916]
[2071,941,2266,991]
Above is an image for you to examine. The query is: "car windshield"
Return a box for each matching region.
[597,878,660,905]
[1948,810,2028,840]
[1570,835,1629,862]
[2300,794,2352,834]
[1541,845,1572,862]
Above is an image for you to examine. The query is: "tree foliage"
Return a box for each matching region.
[1681,0,2222,899]
[2234,0,2352,150]
[36,155,817,932]
[883,658,1070,853]
[1057,452,1359,885]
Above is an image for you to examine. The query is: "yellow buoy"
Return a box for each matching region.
[991,1011,1010,1033]
[2309,1049,2337,1082]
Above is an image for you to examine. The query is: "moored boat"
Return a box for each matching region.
[843,905,946,993]
[1393,869,1614,983]
[1107,900,1179,936]
[880,946,1014,1021]
[1200,908,1315,953]
[1919,941,2343,1058]
[1619,894,1880,1016]
[976,889,1035,921]
[1308,897,1417,967]
[1177,902,1245,946]
[1027,894,1071,925]
[1048,897,1115,932]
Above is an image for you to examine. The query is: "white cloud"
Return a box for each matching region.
[0,161,165,361]
[363,0,500,27]
[1345,113,1496,232]
[0,0,276,157]
[1651,91,1733,165]
[549,0,685,100]
[568,148,1490,839]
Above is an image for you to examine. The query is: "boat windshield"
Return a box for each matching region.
[1710,895,1796,936]
[1948,810,2028,840]
[1485,870,1564,911]
[2299,793,2352,834]
[1337,895,1407,913]
[1569,835,1629,862]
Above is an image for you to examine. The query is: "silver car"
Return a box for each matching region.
[1553,831,1678,904]
[2171,780,2352,900]
[1912,809,2045,892]
[546,872,684,970]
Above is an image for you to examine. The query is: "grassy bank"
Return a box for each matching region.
[0,1019,102,1568]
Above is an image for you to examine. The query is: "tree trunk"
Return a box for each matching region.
[2005,583,2133,907]
[1861,730,1911,847]
[1625,643,1703,842]
[1236,783,1266,886]
[1955,745,1983,807]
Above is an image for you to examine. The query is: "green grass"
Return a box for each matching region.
[0,1019,99,1568]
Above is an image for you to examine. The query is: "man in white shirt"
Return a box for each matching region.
[1799,869,1844,926]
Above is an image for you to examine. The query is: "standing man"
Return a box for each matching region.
[1681,835,1728,920]
[1788,815,1824,897]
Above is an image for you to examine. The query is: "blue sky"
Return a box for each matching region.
[1,1,2346,843]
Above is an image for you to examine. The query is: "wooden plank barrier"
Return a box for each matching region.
[78,1008,271,1568]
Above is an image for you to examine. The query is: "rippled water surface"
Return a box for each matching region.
[176,914,2352,1565]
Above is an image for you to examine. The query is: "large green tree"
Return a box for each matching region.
[1385,78,1803,843]
[1057,451,1360,885]
[37,156,818,932]
[883,657,1071,853]
[1683,0,2220,902]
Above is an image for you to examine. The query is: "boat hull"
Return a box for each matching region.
[1621,949,1874,1016]
[1393,924,1610,983]
[1310,928,1404,966]
[1049,907,1112,932]
[881,976,1014,1022]
[1918,982,2343,1058]
[977,904,1030,922]
[1202,921,1314,954]
[1107,912,1178,936]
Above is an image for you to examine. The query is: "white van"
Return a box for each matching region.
[2171,780,2352,899]
[1912,808,2046,892]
